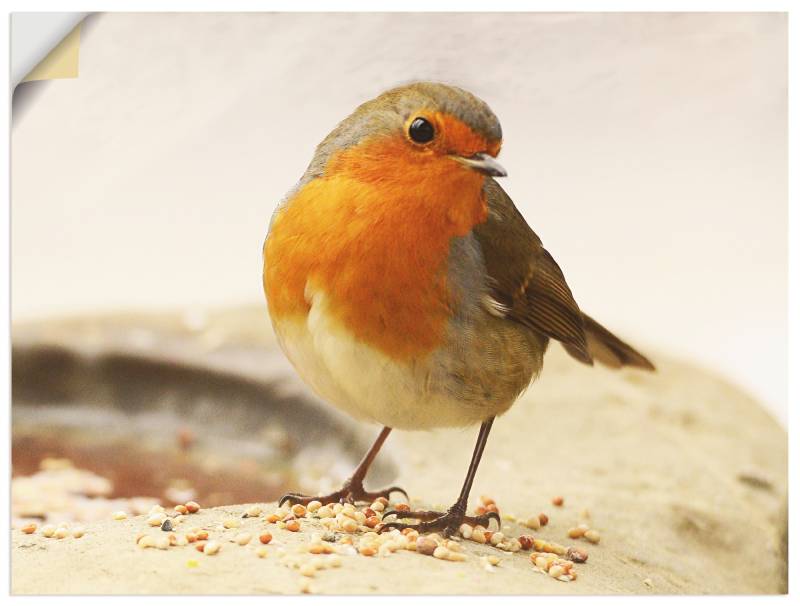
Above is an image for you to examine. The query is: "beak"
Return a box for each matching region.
[452,152,507,177]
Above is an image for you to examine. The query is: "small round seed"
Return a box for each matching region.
[433,546,450,560]
[234,532,252,546]
[185,501,200,514]
[567,546,589,563]
[459,523,473,539]
[487,555,500,566]
[416,536,437,556]
[41,525,56,538]
[490,531,504,546]
[286,520,300,532]
[244,505,262,518]
[471,528,487,544]
[138,535,156,548]
[523,516,541,530]
[394,503,410,512]
[291,504,307,518]
[548,564,565,578]
[340,518,358,533]
[306,501,322,513]
[370,501,385,513]
[155,536,170,550]
[174,504,188,515]
[584,529,601,544]
[112,511,127,521]
[148,513,166,527]
[259,532,273,544]
[299,563,316,577]
[538,513,549,526]
[54,527,69,539]
[187,559,199,568]
[316,506,333,519]
[196,531,209,541]
[256,546,268,558]
[203,540,221,555]
[223,518,241,529]
[358,545,377,557]
[552,496,564,507]
[21,523,37,534]
[518,535,534,550]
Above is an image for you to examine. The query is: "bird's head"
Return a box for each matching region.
[306,82,506,185]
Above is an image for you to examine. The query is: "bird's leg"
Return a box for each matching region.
[380,417,499,537]
[279,426,408,506]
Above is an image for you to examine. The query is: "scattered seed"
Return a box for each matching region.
[306,500,322,514]
[416,536,437,556]
[203,540,221,555]
[259,532,273,545]
[358,545,377,557]
[584,530,601,544]
[490,532,504,546]
[291,504,307,518]
[54,527,69,539]
[148,513,166,527]
[433,546,450,560]
[138,535,156,549]
[538,513,549,526]
[523,516,541,530]
[155,536,170,550]
[567,547,589,563]
[370,501,385,513]
[549,564,566,578]
[244,505,262,518]
[286,520,300,532]
[196,531,209,541]
[235,532,252,546]
[518,535,534,550]
[41,524,56,538]
[459,523,473,539]
[471,528,487,544]
[174,504,188,515]
[552,496,564,507]
[487,555,500,566]
[256,546,268,558]
[195,542,206,553]
[223,518,241,529]
[185,501,200,514]
[21,523,37,534]
[112,511,127,521]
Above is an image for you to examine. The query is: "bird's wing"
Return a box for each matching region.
[473,179,655,371]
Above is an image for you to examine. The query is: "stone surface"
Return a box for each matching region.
[11,308,788,594]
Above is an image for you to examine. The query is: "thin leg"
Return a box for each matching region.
[381,417,499,536]
[279,426,408,506]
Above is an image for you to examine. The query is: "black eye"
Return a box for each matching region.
[408,117,435,144]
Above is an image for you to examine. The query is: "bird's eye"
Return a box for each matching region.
[408,117,435,144]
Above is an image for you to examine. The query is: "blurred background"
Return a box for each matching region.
[12,12,787,426]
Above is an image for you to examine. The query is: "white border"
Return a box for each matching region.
[1,2,794,604]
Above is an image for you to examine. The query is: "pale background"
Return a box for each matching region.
[11,12,787,424]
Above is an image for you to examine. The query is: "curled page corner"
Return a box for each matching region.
[22,23,82,83]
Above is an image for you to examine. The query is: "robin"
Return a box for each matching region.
[263,81,654,535]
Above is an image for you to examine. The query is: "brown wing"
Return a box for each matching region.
[473,179,655,371]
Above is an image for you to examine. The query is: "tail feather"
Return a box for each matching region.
[564,313,656,371]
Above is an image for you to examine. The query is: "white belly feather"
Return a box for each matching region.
[272,287,486,430]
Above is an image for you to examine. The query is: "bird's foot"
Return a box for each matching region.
[279,479,408,507]
[379,503,501,537]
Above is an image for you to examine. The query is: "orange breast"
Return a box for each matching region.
[263,135,488,361]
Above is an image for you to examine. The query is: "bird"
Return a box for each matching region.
[262,81,654,536]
